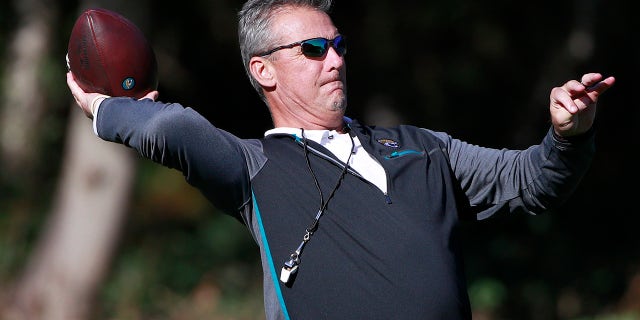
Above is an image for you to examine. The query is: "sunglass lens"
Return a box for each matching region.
[333,36,346,56]
[300,37,347,57]
[301,39,328,57]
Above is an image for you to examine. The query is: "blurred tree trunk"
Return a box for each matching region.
[5,111,135,320]
[0,0,53,181]
[2,0,140,319]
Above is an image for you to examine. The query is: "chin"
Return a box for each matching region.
[330,96,347,111]
[327,90,347,111]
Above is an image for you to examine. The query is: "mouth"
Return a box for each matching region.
[323,78,345,90]
[324,82,345,97]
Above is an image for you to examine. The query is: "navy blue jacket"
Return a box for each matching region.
[97,97,594,319]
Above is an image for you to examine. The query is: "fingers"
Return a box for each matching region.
[577,74,615,112]
[551,85,581,114]
[66,72,82,98]
[139,90,159,101]
[549,72,615,137]
[584,75,616,95]
[553,73,615,114]
[66,72,106,118]
[66,72,87,111]
[67,72,162,120]
[580,73,603,88]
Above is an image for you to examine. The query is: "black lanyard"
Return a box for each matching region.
[279,128,355,286]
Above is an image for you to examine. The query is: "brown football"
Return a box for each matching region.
[67,8,158,99]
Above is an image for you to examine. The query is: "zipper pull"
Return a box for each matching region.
[384,193,392,204]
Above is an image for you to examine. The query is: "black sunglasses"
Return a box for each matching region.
[256,35,346,58]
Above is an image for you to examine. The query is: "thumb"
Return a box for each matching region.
[139,90,159,101]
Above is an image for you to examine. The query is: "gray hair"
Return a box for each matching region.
[238,0,334,100]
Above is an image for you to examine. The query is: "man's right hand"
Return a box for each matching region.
[66,72,159,119]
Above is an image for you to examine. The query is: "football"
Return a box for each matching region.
[67,8,158,99]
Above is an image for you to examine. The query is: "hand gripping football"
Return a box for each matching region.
[67,8,158,98]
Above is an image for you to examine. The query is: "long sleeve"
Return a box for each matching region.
[431,127,595,219]
[95,97,253,214]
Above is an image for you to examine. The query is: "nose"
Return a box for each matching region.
[325,46,345,69]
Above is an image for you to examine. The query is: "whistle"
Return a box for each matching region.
[280,262,298,284]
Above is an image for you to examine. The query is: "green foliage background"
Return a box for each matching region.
[1,0,638,319]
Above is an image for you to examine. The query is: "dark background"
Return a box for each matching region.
[1,0,637,319]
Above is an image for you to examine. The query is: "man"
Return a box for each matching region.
[67,0,615,318]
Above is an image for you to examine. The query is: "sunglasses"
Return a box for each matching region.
[256,35,346,58]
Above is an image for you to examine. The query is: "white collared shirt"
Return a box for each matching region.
[265,127,388,193]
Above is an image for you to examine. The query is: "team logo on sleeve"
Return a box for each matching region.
[377,138,400,148]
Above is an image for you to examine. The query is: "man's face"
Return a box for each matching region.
[267,7,347,123]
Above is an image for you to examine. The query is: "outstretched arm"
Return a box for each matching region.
[440,72,616,218]
[66,71,254,215]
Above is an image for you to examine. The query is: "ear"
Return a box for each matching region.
[249,56,276,88]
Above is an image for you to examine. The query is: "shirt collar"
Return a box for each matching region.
[264,127,333,145]
[264,117,353,144]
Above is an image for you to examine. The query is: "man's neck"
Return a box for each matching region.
[271,116,351,133]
